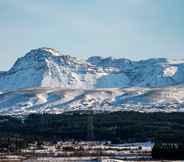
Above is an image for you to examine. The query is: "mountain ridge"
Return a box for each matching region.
[1,47,184,92]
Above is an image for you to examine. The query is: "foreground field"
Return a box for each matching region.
[1,156,184,162]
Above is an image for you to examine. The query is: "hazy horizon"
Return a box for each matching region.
[0,0,184,70]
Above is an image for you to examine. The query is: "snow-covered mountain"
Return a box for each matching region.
[1,47,184,114]
[0,48,97,91]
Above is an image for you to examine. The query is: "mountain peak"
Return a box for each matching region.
[28,47,61,57]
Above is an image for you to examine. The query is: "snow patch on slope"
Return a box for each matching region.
[163,66,177,77]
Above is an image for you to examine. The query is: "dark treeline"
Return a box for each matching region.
[1,111,184,144]
[152,143,184,160]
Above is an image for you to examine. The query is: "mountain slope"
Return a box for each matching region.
[88,57,184,87]
[1,86,184,115]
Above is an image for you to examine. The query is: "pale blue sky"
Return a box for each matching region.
[0,0,184,70]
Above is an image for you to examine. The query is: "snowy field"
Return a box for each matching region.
[0,141,154,162]
[0,156,183,162]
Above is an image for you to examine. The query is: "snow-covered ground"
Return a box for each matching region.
[19,141,153,161]
[1,86,184,115]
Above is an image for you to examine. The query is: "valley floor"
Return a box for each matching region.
[0,141,153,162]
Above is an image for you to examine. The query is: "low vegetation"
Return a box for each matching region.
[152,143,184,159]
[0,111,184,152]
